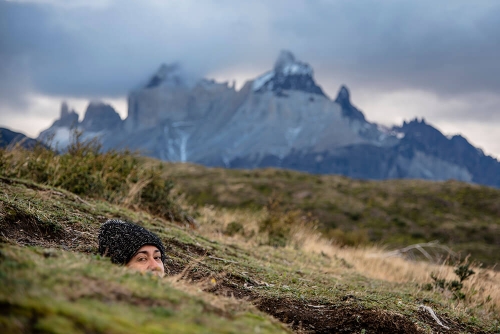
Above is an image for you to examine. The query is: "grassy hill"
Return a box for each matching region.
[1,140,499,333]
[160,163,500,267]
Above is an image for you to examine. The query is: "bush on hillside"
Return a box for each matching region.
[426,260,477,300]
[324,228,369,248]
[0,131,190,224]
[259,196,317,247]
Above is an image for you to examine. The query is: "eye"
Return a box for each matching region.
[154,256,162,262]
[137,257,147,262]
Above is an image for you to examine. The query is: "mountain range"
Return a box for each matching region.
[37,50,500,188]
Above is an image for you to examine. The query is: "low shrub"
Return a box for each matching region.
[259,196,316,247]
[224,221,245,236]
[0,131,189,224]
[426,260,476,300]
[324,228,369,247]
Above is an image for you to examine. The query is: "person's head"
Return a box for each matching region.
[98,219,166,277]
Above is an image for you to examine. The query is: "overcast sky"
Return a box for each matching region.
[1,0,499,158]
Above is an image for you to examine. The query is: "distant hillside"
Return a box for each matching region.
[0,127,40,149]
[161,162,500,267]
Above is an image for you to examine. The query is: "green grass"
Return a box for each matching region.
[1,141,500,333]
[161,164,500,267]
[1,177,498,333]
[0,245,287,334]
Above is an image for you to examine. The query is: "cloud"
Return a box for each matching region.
[271,1,500,95]
[1,0,500,156]
[2,0,498,98]
[1,0,279,101]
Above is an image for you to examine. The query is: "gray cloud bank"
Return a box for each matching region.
[1,0,499,142]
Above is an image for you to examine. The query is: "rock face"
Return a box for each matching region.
[38,51,500,188]
[111,51,397,166]
[39,101,123,150]
[334,86,366,122]
[81,102,122,132]
[253,50,326,97]
[52,102,79,128]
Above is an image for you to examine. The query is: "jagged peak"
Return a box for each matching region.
[252,50,324,96]
[333,85,366,122]
[59,101,77,118]
[405,117,426,124]
[60,101,69,116]
[81,101,122,132]
[334,85,350,104]
[51,102,79,128]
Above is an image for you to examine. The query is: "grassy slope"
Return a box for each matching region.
[160,163,500,267]
[1,175,499,333]
[0,179,287,334]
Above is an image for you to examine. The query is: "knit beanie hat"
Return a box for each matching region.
[98,219,166,265]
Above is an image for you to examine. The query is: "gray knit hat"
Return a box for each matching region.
[98,219,166,265]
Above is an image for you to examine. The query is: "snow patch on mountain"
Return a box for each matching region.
[377,124,405,139]
[252,71,275,91]
[253,50,326,96]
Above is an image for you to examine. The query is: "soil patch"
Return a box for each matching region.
[0,202,98,253]
[1,202,65,245]
[194,271,488,334]
[165,237,211,275]
[167,237,209,257]
[204,278,424,333]
[205,278,422,333]
[257,298,420,334]
[416,308,487,334]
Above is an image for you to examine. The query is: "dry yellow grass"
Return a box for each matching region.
[189,204,500,316]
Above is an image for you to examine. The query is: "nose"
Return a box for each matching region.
[147,258,162,272]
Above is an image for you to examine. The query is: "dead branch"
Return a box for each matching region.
[419,305,450,330]
[385,240,457,263]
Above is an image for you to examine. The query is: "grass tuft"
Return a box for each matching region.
[0,130,190,224]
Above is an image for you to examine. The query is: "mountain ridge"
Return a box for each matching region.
[0,127,43,149]
[37,50,500,188]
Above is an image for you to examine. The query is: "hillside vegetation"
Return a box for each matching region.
[1,138,499,333]
[160,163,500,266]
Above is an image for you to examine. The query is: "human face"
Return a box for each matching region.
[126,245,165,277]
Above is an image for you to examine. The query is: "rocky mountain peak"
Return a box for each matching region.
[35,54,500,188]
[60,101,69,117]
[334,85,365,122]
[335,85,350,104]
[398,118,433,133]
[80,102,122,132]
[253,50,326,97]
[52,102,79,128]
